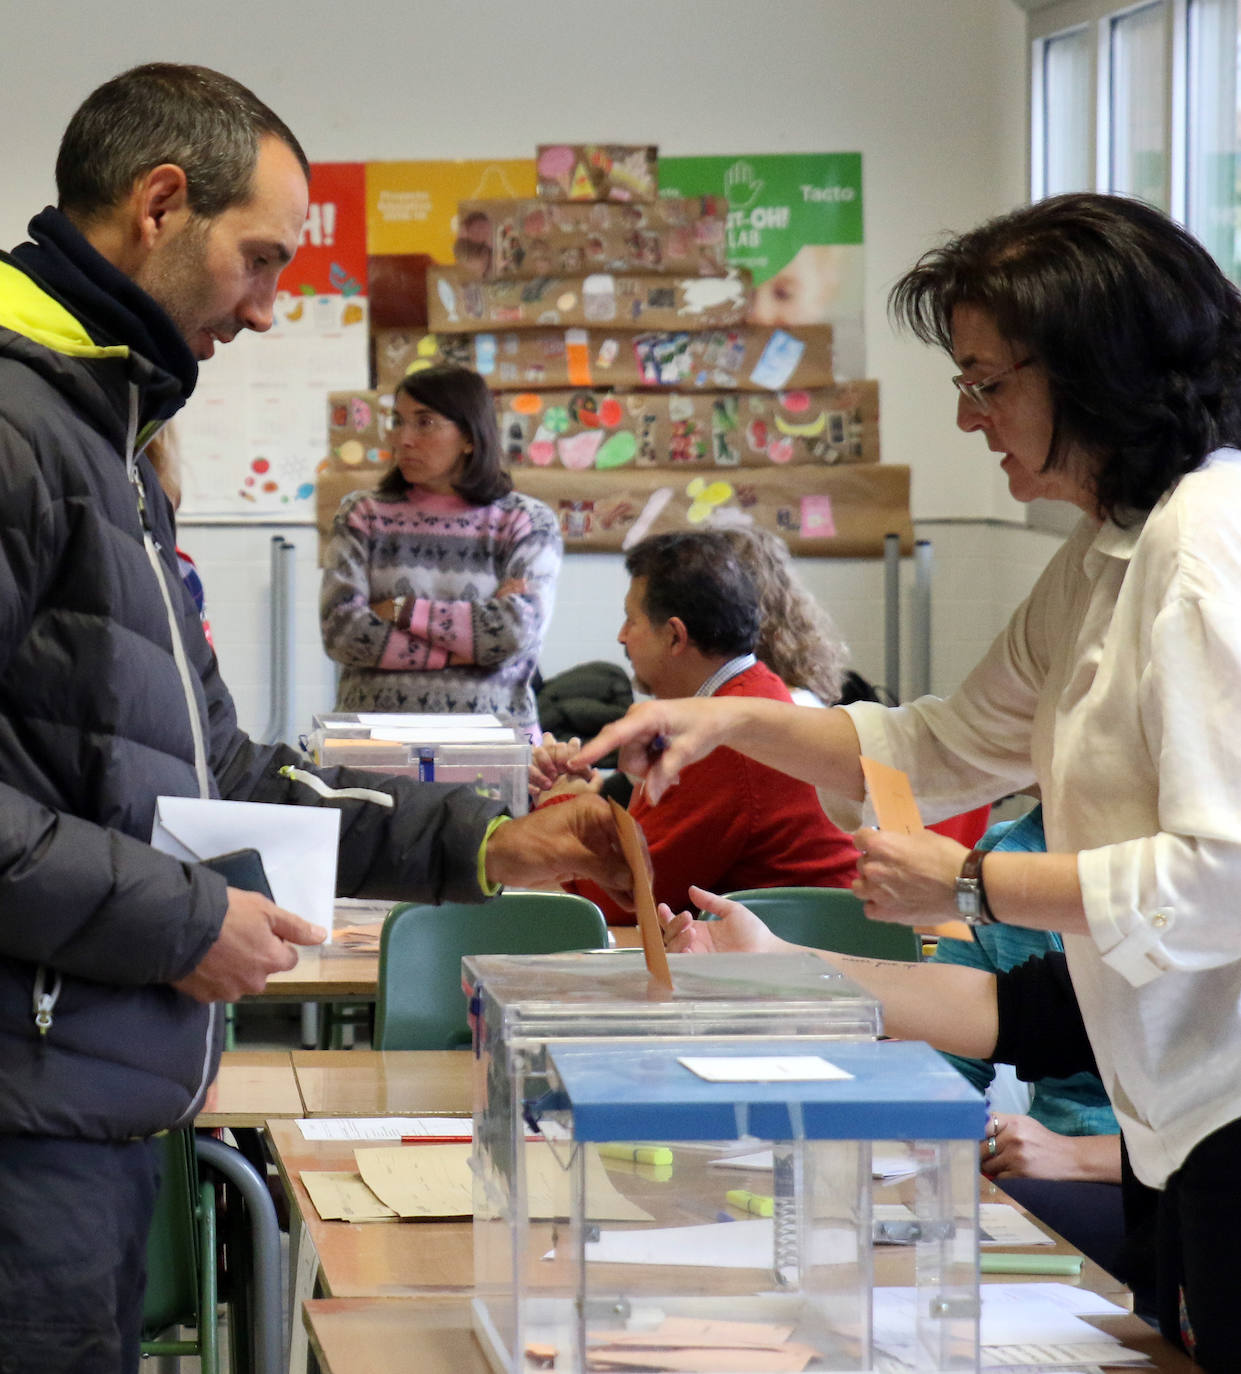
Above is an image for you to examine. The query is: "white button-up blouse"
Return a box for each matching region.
[832,449,1241,1188]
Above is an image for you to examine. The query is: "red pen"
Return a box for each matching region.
[399,1132,543,1144]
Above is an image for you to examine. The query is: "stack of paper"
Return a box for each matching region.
[586,1316,821,1373]
[301,1141,652,1224]
[873,1283,1151,1371]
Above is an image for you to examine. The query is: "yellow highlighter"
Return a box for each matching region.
[597,1144,674,1166]
[726,1189,774,1218]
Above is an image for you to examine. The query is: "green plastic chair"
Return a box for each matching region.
[140,1128,220,1371]
[722,887,923,962]
[373,891,609,1050]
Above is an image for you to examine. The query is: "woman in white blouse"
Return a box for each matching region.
[576,193,1241,1368]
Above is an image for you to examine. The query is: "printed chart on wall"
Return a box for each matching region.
[659,153,865,380]
[176,162,370,518]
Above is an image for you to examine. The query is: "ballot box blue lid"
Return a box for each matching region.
[545,1039,985,1142]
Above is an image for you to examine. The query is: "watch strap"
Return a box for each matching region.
[960,848,998,925]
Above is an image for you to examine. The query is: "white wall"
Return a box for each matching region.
[2,1,1051,738]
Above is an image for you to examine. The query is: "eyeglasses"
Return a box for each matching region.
[390,411,455,435]
[952,356,1034,414]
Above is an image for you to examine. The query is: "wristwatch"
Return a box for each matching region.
[954,848,998,926]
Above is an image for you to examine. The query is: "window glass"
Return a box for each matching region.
[1188,0,1241,280]
[1109,1,1169,208]
[1042,27,1095,194]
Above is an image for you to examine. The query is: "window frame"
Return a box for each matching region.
[1026,0,1186,216]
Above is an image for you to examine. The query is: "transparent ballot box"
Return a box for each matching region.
[465,951,884,1178]
[306,711,530,815]
[471,1038,984,1373]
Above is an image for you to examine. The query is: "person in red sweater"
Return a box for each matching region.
[544,531,859,924]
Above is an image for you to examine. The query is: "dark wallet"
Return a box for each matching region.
[202,847,274,899]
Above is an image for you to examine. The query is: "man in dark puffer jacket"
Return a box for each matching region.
[0,64,630,1374]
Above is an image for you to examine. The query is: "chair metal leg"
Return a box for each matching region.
[198,1176,219,1374]
[195,1134,283,1374]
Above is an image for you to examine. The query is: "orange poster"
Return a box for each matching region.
[365,159,535,260]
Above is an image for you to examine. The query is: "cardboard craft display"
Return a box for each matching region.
[496,382,879,469]
[327,390,390,469]
[317,467,382,561]
[427,266,751,333]
[324,382,878,481]
[537,143,658,202]
[508,463,913,556]
[453,197,727,280]
[314,462,911,561]
[373,325,833,393]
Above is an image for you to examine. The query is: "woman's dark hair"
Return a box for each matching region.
[889,192,1241,522]
[624,531,760,658]
[377,365,511,505]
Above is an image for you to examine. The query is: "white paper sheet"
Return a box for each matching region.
[678,1055,852,1083]
[297,1116,471,1141]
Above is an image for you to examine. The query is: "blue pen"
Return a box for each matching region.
[715,1210,735,1223]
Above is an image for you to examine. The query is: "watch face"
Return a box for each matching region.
[955,876,981,918]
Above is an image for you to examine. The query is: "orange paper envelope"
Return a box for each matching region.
[859,757,923,835]
[858,757,973,942]
[607,799,673,988]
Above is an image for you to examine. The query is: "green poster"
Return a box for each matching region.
[660,153,866,378]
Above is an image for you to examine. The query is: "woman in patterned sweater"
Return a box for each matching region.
[320,366,561,738]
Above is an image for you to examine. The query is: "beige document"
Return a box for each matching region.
[354,1141,653,1222]
[300,1170,397,1221]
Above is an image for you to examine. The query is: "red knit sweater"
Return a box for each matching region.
[571,661,859,925]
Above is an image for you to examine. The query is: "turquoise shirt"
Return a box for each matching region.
[930,807,1119,1138]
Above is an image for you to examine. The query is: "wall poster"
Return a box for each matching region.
[659,153,865,380]
[177,162,370,518]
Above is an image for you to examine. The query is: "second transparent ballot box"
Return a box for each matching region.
[471,1037,985,1373]
[305,711,530,815]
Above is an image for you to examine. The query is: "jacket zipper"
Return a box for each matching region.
[32,967,62,1036]
[123,387,219,1116]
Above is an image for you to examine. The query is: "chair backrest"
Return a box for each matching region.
[373,891,610,1050]
[722,887,922,962]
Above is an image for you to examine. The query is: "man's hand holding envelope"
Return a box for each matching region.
[155,793,634,1003]
[173,886,326,1003]
[152,796,334,1002]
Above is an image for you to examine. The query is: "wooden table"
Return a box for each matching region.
[197,1050,304,1127]
[273,1046,1181,1373]
[267,1118,476,1297]
[269,1115,1121,1306]
[253,946,381,1002]
[293,1050,472,1118]
[303,1294,1196,1374]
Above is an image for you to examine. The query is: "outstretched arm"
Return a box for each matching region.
[661,887,1000,1058]
[573,699,866,806]
[981,1114,1121,1183]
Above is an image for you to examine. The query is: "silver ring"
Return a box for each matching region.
[986,1135,998,1157]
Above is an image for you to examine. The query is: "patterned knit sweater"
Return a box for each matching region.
[320,485,562,737]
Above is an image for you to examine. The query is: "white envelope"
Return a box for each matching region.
[151,797,340,940]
